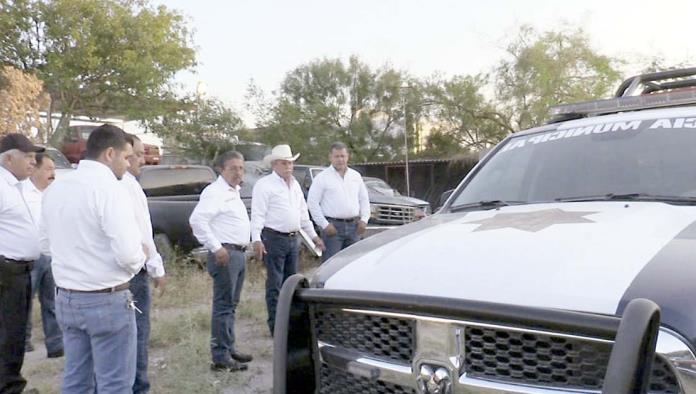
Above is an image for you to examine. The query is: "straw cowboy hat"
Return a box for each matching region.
[263,144,300,166]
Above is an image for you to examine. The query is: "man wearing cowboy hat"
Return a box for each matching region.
[251,144,325,335]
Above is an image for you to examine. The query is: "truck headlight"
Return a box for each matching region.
[370,204,379,219]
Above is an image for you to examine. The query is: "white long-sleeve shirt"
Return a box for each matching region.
[0,166,40,261]
[250,171,317,242]
[189,176,250,252]
[40,160,146,291]
[122,172,165,278]
[306,166,370,229]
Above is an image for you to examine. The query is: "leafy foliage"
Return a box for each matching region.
[495,26,622,131]
[0,0,196,143]
[251,56,412,163]
[0,65,49,138]
[147,97,247,164]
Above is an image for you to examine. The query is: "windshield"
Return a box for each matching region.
[140,167,215,196]
[365,178,401,196]
[452,116,696,207]
[235,144,271,162]
[43,148,72,169]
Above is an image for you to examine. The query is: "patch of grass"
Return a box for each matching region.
[23,250,320,393]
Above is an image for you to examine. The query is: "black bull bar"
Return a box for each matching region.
[272,274,661,394]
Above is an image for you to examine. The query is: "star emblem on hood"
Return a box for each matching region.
[465,208,597,232]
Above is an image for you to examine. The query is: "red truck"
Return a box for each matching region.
[61,124,160,164]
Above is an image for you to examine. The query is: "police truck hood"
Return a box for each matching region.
[315,202,696,318]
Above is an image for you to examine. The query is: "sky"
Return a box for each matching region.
[156,0,696,125]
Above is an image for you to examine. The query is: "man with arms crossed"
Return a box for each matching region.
[307,142,370,262]
[251,144,325,335]
[122,134,166,393]
[22,152,64,358]
[0,133,44,393]
[190,151,253,372]
[41,124,146,393]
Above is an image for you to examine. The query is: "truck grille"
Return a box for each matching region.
[312,307,415,363]
[372,204,418,225]
[464,326,680,393]
[319,364,415,394]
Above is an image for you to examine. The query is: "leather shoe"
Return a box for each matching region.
[47,349,64,358]
[230,351,253,363]
[210,359,248,372]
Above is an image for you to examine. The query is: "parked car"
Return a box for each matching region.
[293,164,431,234]
[60,124,160,164]
[274,68,696,393]
[40,145,74,178]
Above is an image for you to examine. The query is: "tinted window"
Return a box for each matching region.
[365,178,400,196]
[43,149,72,169]
[452,117,696,206]
[140,167,215,196]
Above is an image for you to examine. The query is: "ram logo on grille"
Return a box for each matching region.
[416,364,451,394]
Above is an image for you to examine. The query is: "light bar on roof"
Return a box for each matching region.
[549,89,696,118]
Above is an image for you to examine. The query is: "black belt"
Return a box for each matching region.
[5,258,33,264]
[0,256,34,273]
[326,217,358,223]
[262,227,299,237]
[57,282,130,294]
[222,243,247,252]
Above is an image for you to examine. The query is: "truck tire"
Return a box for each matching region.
[153,233,175,265]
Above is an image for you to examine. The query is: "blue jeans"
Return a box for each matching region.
[129,270,150,393]
[26,254,63,354]
[55,288,137,394]
[321,219,360,263]
[207,247,246,364]
[262,229,300,334]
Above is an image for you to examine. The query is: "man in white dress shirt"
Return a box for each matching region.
[22,153,64,358]
[0,133,44,394]
[122,134,166,393]
[307,142,370,262]
[190,151,253,372]
[41,124,146,393]
[251,144,325,335]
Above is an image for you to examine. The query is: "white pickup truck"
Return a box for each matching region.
[273,68,696,394]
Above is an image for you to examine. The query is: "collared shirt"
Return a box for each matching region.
[251,171,317,242]
[40,160,146,291]
[307,166,370,229]
[189,176,251,252]
[21,179,43,226]
[0,166,40,261]
[121,172,165,278]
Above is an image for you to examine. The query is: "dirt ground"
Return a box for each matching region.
[22,256,316,393]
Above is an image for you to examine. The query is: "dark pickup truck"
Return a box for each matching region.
[140,165,217,261]
[141,162,268,261]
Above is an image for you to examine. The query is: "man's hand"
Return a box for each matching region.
[356,220,367,235]
[324,223,338,236]
[313,236,326,251]
[214,247,229,266]
[153,276,167,297]
[253,241,266,261]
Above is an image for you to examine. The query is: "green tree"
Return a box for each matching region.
[251,56,416,163]
[421,74,508,157]
[0,0,196,143]
[495,26,621,131]
[147,96,247,163]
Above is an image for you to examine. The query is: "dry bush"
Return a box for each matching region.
[0,66,49,138]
